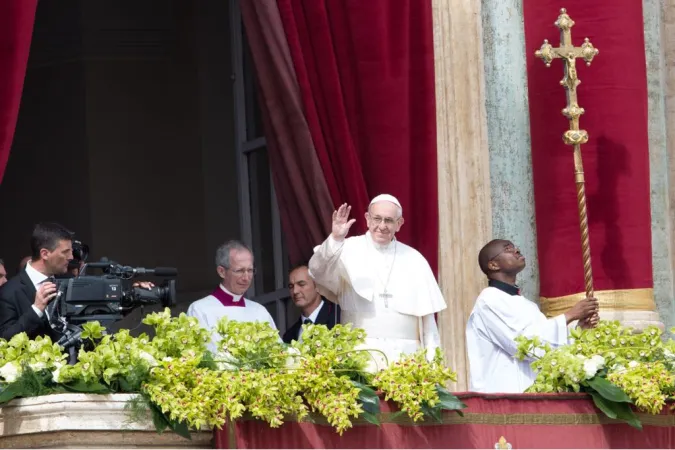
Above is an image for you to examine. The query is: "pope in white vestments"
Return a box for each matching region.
[187,240,277,353]
[309,194,446,370]
[466,239,599,393]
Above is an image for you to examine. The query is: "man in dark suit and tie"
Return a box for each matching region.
[0,223,73,341]
[283,264,340,343]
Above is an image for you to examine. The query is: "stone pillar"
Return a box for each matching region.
[433,0,492,390]
[482,0,539,299]
[663,0,675,330]
[644,0,675,330]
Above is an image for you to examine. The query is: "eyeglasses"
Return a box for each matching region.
[228,268,256,277]
[489,245,519,261]
[368,215,399,226]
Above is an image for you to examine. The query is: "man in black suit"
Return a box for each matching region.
[0,223,73,341]
[283,264,340,343]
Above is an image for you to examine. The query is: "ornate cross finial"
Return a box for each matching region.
[534,8,599,302]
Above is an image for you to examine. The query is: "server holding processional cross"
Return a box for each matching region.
[309,194,446,370]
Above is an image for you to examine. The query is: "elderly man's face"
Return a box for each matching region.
[0,264,7,287]
[218,249,255,296]
[365,201,404,245]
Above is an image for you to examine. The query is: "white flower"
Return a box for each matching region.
[590,355,605,368]
[51,366,63,383]
[29,361,46,371]
[285,348,301,370]
[138,351,158,367]
[583,359,600,379]
[628,361,639,368]
[162,357,174,362]
[610,339,617,346]
[0,362,21,383]
[664,349,675,359]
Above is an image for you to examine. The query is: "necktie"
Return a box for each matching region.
[303,319,313,325]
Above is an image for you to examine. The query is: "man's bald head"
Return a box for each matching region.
[478,239,525,277]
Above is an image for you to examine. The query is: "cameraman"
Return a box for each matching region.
[0,223,73,340]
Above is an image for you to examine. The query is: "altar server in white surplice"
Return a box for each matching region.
[309,194,446,370]
[466,239,599,393]
[188,240,277,353]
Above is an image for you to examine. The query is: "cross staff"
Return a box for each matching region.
[534,8,599,299]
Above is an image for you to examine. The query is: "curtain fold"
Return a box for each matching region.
[275,0,439,273]
[240,0,334,265]
[0,0,38,185]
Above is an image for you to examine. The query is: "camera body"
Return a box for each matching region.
[48,260,177,351]
[52,275,176,326]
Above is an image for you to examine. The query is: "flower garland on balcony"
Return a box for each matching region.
[515,321,675,428]
[0,308,464,437]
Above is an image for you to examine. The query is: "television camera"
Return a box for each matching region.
[47,259,177,358]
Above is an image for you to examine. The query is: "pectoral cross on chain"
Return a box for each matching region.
[379,291,392,308]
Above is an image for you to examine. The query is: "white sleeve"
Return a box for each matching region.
[421,314,441,361]
[308,235,345,297]
[476,300,568,359]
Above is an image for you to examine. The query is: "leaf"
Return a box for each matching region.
[587,377,632,403]
[436,386,467,414]
[421,404,442,423]
[589,391,642,430]
[168,419,192,440]
[148,402,170,434]
[352,380,381,415]
[360,411,380,427]
[62,379,112,394]
[0,384,20,404]
[388,411,405,421]
[198,351,218,371]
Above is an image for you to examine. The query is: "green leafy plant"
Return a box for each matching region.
[515,320,675,429]
[373,348,465,422]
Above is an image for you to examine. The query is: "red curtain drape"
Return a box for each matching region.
[240,0,334,266]
[524,3,653,298]
[276,0,439,273]
[0,0,37,185]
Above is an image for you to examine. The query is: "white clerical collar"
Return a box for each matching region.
[365,231,396,251]
[25,261,49,289]
[301,300,324,323]
[219,284,245,303]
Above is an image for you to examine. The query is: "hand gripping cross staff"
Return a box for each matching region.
[535,8,600,326]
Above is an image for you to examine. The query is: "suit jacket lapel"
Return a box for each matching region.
[19,270,37,304]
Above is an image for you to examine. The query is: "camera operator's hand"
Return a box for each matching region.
[34,282,58,312]
[133,281,155,290]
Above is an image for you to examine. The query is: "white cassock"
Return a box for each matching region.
[187,284,277,353]
[309,231,446,370]
[466,286,569,393]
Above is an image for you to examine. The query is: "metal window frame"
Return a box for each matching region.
[230,0,290,331]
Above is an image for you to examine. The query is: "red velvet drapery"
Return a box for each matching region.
[276,0,439,273]
[524,3,653,298]
[0,0,37,185]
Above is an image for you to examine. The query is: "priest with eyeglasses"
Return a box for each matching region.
[187,240,277,353]
[309,194,447,371]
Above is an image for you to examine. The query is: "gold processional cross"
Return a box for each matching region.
[535,8,599,299]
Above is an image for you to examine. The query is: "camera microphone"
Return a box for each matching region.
[120,266,178,277]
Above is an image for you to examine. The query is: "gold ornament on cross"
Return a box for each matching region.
[535,8,599,300]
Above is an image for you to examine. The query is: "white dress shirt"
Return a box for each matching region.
[25,261,49,318]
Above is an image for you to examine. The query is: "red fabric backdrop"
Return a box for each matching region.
[276,0,439,273]
[215,393,675,449]
[0,0,37,185]
[524,3,653,297]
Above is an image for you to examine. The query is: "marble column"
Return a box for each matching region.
[644,0,675,330]
[433,0,492,390]
[482,0,539,300]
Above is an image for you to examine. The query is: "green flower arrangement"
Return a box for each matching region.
[0,310,465,438]
[515,320,675,429]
